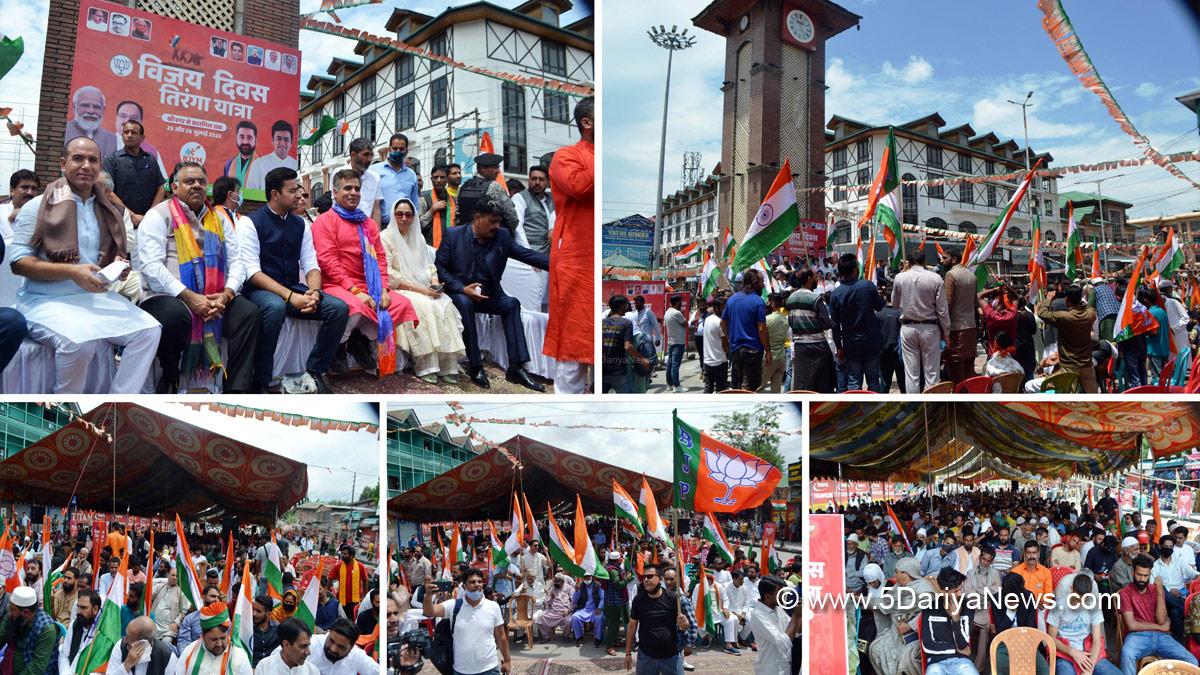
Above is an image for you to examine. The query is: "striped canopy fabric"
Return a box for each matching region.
[388,435,674,523]
[0,403,307,524]
[810,401,1200,481]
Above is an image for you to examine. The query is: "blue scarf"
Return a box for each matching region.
[332,202,367,223]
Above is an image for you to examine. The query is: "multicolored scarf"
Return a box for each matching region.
[228,154,255,188]
[431,190,455,248]
[333,203,397,376]
[168,197,227,377]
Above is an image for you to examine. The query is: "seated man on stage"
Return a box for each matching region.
[10,137,161,393]
[137,161,260,393]
[435,197,549,391]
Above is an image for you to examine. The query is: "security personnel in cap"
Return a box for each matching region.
[455,152,518,233]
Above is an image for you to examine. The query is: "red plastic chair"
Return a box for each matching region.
[1124,385,1168,394]
[954,375,994,394]
[1158,357,1177,386]
[1050,565,1074,590]
[843,389,879,394]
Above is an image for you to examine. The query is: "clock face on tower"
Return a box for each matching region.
[783,7,815,48]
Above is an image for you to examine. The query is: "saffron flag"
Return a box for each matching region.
[675,241,699,260]
[1065,202,1083,279]
[1028,214,1047,302]
[479,131,509,193]
[967,158,1043,290]
[960,235,976,266]
[219,531,234,601]
[760,533,780,576]
[1114,246,1157,342]
[1152,227,1185,279]
[700,512,734,563]
[935,242,946,258]
[857,127,904,269]
[639,476,673,548]
[863,223,877,280]
[699,249,721,298]
[1153,490,1164,543]
[522,492,541,546]
[673,411,782,513]
[503,493,525,559]
[143,530,155,617]
[613,479,645,536]
[1091,240,1102,279]
[731,159,799,273]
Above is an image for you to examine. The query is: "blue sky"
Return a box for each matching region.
[601,0,1200,222]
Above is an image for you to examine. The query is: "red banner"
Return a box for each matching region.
[780,221,829,260]
[1120,488,1135,509]
[601,280,692,325]
[68,0,301,199]
[808,514,848,675]
[1180,490,1194,518]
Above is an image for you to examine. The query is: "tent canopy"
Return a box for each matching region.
[0,403,308,525]
[389,434,673,523]
[810,401,1200,481]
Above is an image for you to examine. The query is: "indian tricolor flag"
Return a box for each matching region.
[692,562,720,636]
[572,495,609,579]
[479,131,509,193]
[699,250,721,298]
[295,559,324,633]
[731,159,799,273]
[1064,202,1083,280]
[1153,227,1184,279]
[886,503,912,554]
[1114,246,1157,342]
[639,475,673,549]
[546,503,582,576]
[503,493,525,560]
[857,127,903,269]
[174,515,203,612]
[760,533,780,576]
[967,158,1043,290]
[488,521,508,570]
[675,241,699,261]
[699,512,734,563]
[722,227,735,261]
[1027,214,1047,302]
[264,531,283,601]
[75,550,127,674]
[613,479,644,536]
[231,559,255,662]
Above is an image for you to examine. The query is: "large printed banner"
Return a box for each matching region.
[779,221,829,260]
[67,0,300,199]
[810,480,917,509]
[807,514,849,675]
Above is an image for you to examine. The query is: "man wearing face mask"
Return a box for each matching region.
[921,532,958,577]
[534,573,573,640]
[1119,554,1199,673]
[1084,534,1120,588]
[371,133,420,229]
[423,568,511,675]
[1150,535,1197,641]
[570,572,604,648]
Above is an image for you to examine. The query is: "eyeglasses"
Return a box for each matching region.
[395,211,415,219]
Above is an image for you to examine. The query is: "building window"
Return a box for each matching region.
[544,92,569,123]
[361,75,376,105]
[926,146,942,168]
[856,169,870,192]
[502,82,527,173]
[1007,226,1023,239]
[312,134,323,164]
[958,153,971,173]
[987,185,997,207]
[396,93,415,130]
[901,173,918,225]
[856,138,870,163]
[708,215,714,233]
[927,172,943,199]
[959,221,977,234]
[542,42,567,76]
[959,182,972,204]
[1042,177,1052,192]
[833,147,847,170]
[361,110,376,143]
[832,175,847,203]
[434,147,447,167]
[430,77,448,118]
[1045,199,1053,216]
[396,54,414,86]
[333,94,345,117]
[1045,230,1057,241]
[333,131,344,156]
[430,33,448,70]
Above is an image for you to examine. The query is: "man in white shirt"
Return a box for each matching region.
[1,169,40,230]
[61,590,102,674]
[1151,536,1198,641]
[1173,525,1198,572]
[702,296,728,393]
[255,617,320,675]
[137,162,260,393]
[305,619,376,675]
[244,121,298,193]
[632,295,661,351]
[1160,279,1191,356]
[506,166,555,310]
[344,139,381,226]
[151,567,187,643]
[515,541,549,581]
[720,569,754,654]
[662,294,689,393]
[422,569,510,675]
[106,616,182,675]
[746,576,799,675]
[178,603,252,675]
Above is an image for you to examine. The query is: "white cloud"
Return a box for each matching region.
[881,55,933,84]
[971,97,1093,140]
[826,57,859,91]
[1135,82,1162,99]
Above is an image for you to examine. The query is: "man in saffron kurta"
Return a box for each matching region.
[329,545,369,619]
[543,96,595,394]
[311,169,417,377]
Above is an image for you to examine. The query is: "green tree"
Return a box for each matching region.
[710,403,785,469]
[358,483,380,502]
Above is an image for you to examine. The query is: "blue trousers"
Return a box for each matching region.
[451,292,527,370]
[635,652,684,675]
[570,607,602,639]
[0,307,27,371]
[1120,630,1198,675]
[665,343,684,387]
[1055,656,1120,675]
[248,289,349,389]
[844,354,882,392]
[925,657,978,675]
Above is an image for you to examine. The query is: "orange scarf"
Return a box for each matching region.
[337,561,362,605]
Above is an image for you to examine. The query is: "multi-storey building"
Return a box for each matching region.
[658,175,719,270]
[298,0,592,195]
[0,402,80,461]
[386,408,480,498]
[1056,191,1138,245]
[824,113,1060,267]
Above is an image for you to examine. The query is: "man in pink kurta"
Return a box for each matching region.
[311,169,417,373]
[543,96,595,394]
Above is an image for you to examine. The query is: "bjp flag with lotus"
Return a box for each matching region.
[672,410,782,513]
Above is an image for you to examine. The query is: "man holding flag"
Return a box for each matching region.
[179,601,253,675]
[625,564,691,674]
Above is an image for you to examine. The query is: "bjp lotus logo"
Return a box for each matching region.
[704,448,774,506]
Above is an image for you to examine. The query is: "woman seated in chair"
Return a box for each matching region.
[311,168,418,377]
[381,197,466,385]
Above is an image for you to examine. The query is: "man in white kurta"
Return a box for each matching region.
[746,580,796,675]
[505,169,554,311]
[254,618,320,675]
[179,603,253,675]
[105,616,182,675]
[10,137,161,393]
[306,626,377,675]
[721,570,755,651]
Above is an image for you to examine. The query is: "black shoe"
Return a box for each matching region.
[575,638,583,648]
[329,345,349,375]
[308,372,332,394]
[593,639,602,648]
[506,367,545,392]
[470,367,491,389]
[155,376,178,394]
[346,332,376,373]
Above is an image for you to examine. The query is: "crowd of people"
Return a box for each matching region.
[388,515,803,674]
[821,486,1200,675]
[0,95,594,394]
[0,518,381,674]
[606,246,1196,394]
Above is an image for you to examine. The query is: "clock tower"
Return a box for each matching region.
[694,0,859,243]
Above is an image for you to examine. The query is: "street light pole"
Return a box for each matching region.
[648,25,695,275]
[1090,173,1125,271]
[1007,91,1035,225]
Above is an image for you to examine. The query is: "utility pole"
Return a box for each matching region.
[1091,174,1125,271]
[350,471,357,504]
[1007,91,1035,227]
[445,108,481,166]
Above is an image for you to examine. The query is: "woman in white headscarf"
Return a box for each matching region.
[380,197,465,384]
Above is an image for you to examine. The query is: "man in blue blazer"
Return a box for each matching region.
[435,197,550,390]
